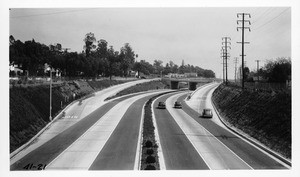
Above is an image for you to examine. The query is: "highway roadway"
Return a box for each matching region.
[10,78,159,165]
[153,83,289,169]
[11,89,172,170]
[10,81,289,170]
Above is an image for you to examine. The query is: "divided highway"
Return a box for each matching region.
[153,83,289,169]
[11,89,171,170]
[10,81,289,170]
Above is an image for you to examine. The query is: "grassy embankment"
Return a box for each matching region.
[10,79,127,153]
[105,80,170,100]
[212,84,291,159]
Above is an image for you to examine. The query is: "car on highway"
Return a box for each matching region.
[174,101,182,109]
[157,101,166,109]
[201,108,213,118]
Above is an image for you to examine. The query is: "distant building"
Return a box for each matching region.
[9,64,23,76]
[167,73,185,78]
[184,72,197,77]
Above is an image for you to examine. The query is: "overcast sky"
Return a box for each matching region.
[9,7,291,79]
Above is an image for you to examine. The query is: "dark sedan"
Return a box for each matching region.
[157,101,166,109]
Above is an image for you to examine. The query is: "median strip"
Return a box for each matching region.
[140,91,175,170]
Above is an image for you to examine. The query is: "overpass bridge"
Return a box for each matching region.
[162,77,216,90]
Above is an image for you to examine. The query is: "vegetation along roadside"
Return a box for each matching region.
[212,83,291,159]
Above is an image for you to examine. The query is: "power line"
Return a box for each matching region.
[252,7,274,24]
[252,8,290,30]
[10,9,95,19]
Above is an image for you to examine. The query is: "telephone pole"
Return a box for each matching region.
[234,57,238,83]
[220,49,225,83]
[237,13,251,89]
[222,37,231,85]
[255,60,260,82]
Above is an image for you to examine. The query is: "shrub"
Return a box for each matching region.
[144,165,156,170]
[145,140,153,148]
[146,149,154,155]
[146,155,156,163]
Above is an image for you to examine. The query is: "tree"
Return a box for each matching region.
[153,60,163,75]
[261,57,291,83]
[96,39,109,77]
[244,67,250,81]
[203,69,216,78]
[120,43,135,77]
[83,32,96,57]
[106,46,120,80]
[9,35,15,46]
[163,63,171,75]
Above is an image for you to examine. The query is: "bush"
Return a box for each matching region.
[144,165,156,170]
[146,155,156,163]
[146,149,154,155]
[145,140,153,148]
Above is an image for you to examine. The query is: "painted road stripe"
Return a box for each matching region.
[166,92,253,170]
[133,102,146,170]
[46,90,168,170]
[151,95,167,170]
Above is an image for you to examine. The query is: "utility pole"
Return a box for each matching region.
[222,37,231,85]
[49,67,52,121]
[234,57,238,83]
[255,60,260,82]
[237,13,251,89]
[220,49,225,83]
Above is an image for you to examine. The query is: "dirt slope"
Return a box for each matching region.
[212,84,291,159]
[9,80,127,153]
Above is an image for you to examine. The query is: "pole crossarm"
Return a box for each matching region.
[237,13,251,18]
[237,42,250,44]
[221,36,231,85]
[237,27,251,31]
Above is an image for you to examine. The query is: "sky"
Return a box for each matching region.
[2,1,300,177]
[9,7,291,79]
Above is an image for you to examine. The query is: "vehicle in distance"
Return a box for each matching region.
[174,101,182,109]
[201,108,213,118]
[157,102,166,109]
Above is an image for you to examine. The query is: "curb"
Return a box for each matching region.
[210,93,292,167]
[151,96,166,170]
[10,79,160,160]
[10,99,76,159]
[134,102,146,170]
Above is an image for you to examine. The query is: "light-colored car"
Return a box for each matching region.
[201,108,213,118]
[174,101,182,109]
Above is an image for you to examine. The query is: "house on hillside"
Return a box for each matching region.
[167,73,185,78]
[184,72,197,77]
[9,64,23,77]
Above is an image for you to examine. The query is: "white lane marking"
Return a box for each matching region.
[167,92,211,170]
[186,83,227,129]
[134,102,146,170]
[46,90,168,170]
[10,79,161,166]
[167,92,253,170]
[190,83,290,168]
[206,88,291,168]
[151,95,167,170]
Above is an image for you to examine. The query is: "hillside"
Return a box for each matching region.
[212,84,291,159]
[9,79,127,153]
